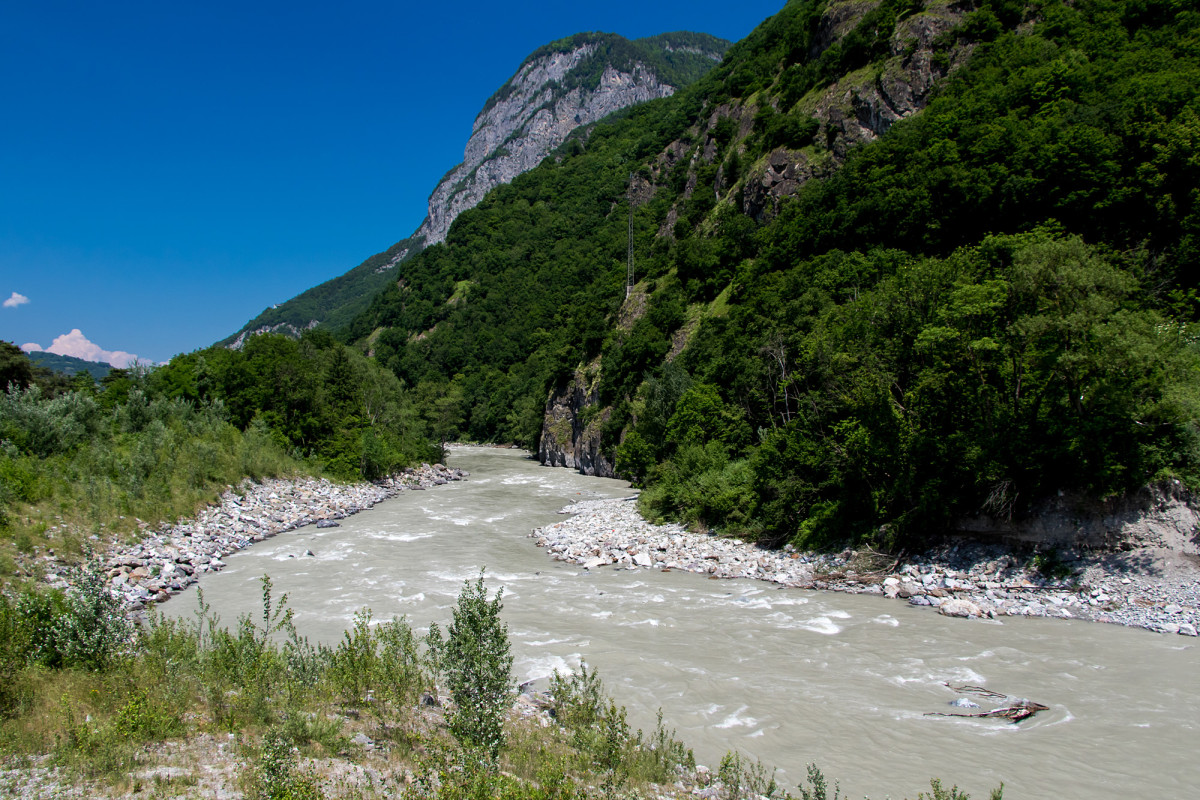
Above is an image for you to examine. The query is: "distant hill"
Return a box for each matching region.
[27,351,111,381]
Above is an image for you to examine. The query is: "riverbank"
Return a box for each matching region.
[530,497,1200,636]
[31,463,468,610]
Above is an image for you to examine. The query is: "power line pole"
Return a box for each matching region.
[626,172,635,299]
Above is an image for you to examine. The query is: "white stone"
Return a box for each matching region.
[939,598,984,618]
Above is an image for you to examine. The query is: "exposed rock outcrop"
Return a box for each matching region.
[953,482,1200,554]
[228,320,318,350]
[538,364,614,478]
[226,33,727,346]
[417,50,676,246]
[741,2,976,221]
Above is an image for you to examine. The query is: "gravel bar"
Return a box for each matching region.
[531,497,1200,636]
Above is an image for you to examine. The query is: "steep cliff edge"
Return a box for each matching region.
[538,361,615,478]
[224,32,728,346]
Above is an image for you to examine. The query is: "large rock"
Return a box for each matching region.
[417,40,719,247]
[538,360,615,477]
[939,598,984,618]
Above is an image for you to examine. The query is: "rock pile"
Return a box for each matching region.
[531,498,1200,636]
[44,464,467,610]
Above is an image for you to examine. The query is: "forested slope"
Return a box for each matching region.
[347,0,1200,550]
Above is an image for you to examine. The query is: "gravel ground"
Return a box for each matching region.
[530,497,1200,636]
[24,463,468,613]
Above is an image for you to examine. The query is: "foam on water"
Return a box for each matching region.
[763,595,810,607]
[731,597,775,610]
[795,616,842,635]
[365,531,434,542]
[518,653,583,682]
[714,705,759,729]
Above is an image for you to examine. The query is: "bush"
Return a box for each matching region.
[53,556,133,670]
[254,727,323,800]
[327,608,426,712]
[549,663,693,788]
[427,572,514,763]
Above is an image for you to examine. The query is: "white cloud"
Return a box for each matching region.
[3,292,30,308]
[22,329,141,368]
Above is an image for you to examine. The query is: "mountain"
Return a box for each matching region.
[342,0,1200,551]
[25,351,111,381]
[224,31,730,347]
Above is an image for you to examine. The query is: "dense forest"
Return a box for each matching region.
[345,0,1200,549]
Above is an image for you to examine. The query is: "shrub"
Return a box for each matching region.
[427,572,513,763]
[52,554,133,671]
[254,727,323,800]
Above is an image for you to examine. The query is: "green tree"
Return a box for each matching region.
[426,572,513,764]
[0,342,33,391]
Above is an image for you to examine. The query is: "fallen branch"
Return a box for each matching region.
[926,683,1049,723]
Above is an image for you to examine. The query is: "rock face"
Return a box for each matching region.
[538,364,615,477]
[953,482,1200,554]
[228,320,318,350]
[417,44,680,247]
[742,2,974,221]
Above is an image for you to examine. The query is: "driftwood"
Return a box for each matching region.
[925,683,1049,723]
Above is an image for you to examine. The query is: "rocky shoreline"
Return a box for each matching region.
[530,497,1200,636]
[39,463,468,610]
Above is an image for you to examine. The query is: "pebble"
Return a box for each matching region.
[42,464,467,612]
[529,498,1200,637]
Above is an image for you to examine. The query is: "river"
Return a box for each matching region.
[165,446,1198,799]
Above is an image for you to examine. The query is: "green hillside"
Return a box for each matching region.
[344,0,1200,549]
[25,351,112,381]
[219,235,421,347]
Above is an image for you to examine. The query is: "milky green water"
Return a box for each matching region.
[165,446,1199,799]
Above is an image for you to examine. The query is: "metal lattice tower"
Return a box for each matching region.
[626,173,635,298]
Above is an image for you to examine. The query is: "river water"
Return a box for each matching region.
[165,447,1198,799]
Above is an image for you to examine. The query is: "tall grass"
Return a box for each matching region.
[0,386,309,573]
[0,573,1004,799]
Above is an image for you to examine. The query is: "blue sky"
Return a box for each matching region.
[1,0,783,365]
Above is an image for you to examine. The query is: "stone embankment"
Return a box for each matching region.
[530,498,1200,636]
[44,464,467,610]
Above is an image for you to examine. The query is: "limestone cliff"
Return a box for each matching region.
[424,55,652,245]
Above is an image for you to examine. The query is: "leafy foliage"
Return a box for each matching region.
[343,0,1200,551]
[0,338,435,570]
[427,572,514,763]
